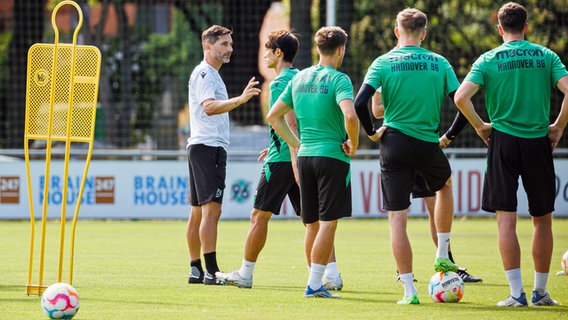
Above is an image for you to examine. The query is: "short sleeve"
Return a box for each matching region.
[194,70,217,104]
[279,79,294,108]
[465,55,486,86]
[550,50,568,86]
[363,58,382,90]
[444,61,461,94]
[335,73,354,104]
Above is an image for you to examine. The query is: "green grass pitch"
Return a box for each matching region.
[1,217,567,319]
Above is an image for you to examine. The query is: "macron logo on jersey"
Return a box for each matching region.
[200,71,207,78]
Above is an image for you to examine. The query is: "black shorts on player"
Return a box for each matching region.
[254,162,301,215]
[482,130,555,216]
[298,157,352,224]
[380,128,451,211]
[187,144,227,206]
[411,173,436,199]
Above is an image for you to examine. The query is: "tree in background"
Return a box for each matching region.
[0,32,10,149]
[215,0,272,125]
[290,0,312,69]
[2,0,567,149]
[3,0,44,148]
[349,0,568,148]
[290,0,354,71]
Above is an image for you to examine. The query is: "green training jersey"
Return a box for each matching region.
[363,46,460,143]
[465,40,568,138]
[279,65,354,163]
[266,68,299,163]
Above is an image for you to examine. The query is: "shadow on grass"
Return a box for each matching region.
[462,281,508,288]
[0,285,28,293]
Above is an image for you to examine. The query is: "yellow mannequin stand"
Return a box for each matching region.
[25,0,101,295]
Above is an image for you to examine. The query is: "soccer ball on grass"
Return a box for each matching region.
[562,250,568,275]
[41,283,80,319]
[428,271,464,303]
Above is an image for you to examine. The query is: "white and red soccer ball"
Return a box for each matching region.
[428,271,464,303]
[41,283,80,319]
[562,250,568,275]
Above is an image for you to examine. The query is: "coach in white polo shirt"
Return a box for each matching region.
[186,25,261,285]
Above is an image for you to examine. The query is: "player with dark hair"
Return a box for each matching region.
[214,30,302,288]
[267,26,359,298]
[186,25,261,285]
[216,29,344,290]
[454,2,568,307]
[354,8,460,304]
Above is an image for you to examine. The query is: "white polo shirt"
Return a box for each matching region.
[187,60,230,150]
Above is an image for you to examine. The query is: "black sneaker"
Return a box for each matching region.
[188,266,204,284]
[395,271,417,282]
[457,268,482,283]
[203,272,225,285]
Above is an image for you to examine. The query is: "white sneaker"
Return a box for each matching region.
[304,285,340,298]
[215,270,252,288]
[322,274,343,291]
[496,293,528,307]
[556,270,567,276]
[530,291,559,306]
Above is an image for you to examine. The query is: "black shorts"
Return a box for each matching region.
[411,173,436,199]
[297,157,352,224]
[380,128,451,211]
[187,144,227,206]
[482,130,555,216]
[254,162,301,216]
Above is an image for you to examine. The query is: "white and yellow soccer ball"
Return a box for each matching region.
[428,271,464,303]
[41,283,80,319]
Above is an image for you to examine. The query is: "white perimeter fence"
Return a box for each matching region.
[1,148,567,219]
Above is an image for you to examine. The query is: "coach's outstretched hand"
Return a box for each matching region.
[238,77,261,105]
